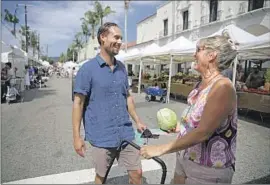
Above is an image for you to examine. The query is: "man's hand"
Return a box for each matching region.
[73,137,86,157]
[136,121,147,133]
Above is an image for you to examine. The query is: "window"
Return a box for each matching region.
[248,0,264,11]
[163,19,168,36]
[177,64,182,72]
[183,10,189,30]
[209,0,218,22]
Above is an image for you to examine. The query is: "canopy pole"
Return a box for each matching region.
[232,56,238,87]
[138,58,143,94]
[167,55,173,103]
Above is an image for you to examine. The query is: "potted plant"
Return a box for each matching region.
[264,69,270,92]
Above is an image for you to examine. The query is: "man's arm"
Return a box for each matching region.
[72,93,87,157]
[72,63,91,157]
[123,65,146,132]
[127,90,141,124]
[72,94,85,140]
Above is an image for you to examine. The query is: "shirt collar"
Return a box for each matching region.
[96,54,118,68]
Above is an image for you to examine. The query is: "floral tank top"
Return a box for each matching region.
[177,77,237,169]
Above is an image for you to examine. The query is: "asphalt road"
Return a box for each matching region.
[1,76,270,184]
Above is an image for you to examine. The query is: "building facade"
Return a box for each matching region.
[137,0,270,45]
[77,37,100,62]
[131,0,270,75]
[77,0,270,74]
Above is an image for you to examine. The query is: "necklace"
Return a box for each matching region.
[180,73,222,125]
[198,73,221,91]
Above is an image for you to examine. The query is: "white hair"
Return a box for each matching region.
[199,34,237,71]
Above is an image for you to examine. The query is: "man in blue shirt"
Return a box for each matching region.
[72,22,146,184]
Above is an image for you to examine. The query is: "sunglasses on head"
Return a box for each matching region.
[196,46,202,53]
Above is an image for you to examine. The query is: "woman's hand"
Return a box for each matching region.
[167,121,181,133]
[140,144,166,159]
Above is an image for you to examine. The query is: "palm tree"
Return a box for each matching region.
[30,31,38,56]
[59,53,66,63]
[94,1,115,26]
[73,32,85,60]
[4,9,19,36]
[69,43,79,62]
[19,25,31,50]
[81,21,91,43]
[74,32,84,49]
[81,10,99,39]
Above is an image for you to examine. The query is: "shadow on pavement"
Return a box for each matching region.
[23,88,57,102]
[244,174,270,184]
[104,175,148,184]
[135,101,162,109]
[169,94,188,104]
[238,109,270,129]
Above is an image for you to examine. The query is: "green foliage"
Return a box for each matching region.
[59,53,66,63]
[264,69,270,83]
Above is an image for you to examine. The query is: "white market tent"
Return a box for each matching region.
[124,43,169,94]
[237,32,270,60]
[210,24,270,84]
[42,61,51,67]
[141,43,168,61]
[63,61,78,69]
[209,24,259,46]
[124,48,141,62]
[115,50,128,62]
[78,59,90,67]
[122,24,269,103]
[123,38,196,102]
[1,43,28,78]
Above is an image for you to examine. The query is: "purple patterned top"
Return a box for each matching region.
[177,78,237,168]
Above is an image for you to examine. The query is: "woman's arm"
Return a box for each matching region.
[162,78,236,154]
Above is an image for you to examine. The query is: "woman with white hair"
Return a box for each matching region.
[140,35,238,184]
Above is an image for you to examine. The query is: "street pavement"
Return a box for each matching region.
[1,76,270,184]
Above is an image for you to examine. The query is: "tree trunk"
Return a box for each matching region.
[101,17,103,26]
[92,25,95,40]
[13,23,16,36]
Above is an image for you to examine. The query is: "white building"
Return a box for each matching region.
[132,0,270,75]
[77,0,270,73]
[77,37,100,62]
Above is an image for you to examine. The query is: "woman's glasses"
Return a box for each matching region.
[196,45,205,53]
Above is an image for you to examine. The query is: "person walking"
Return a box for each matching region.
[72,22,146,184]
[24,66,30,90]
[140,35,238,184]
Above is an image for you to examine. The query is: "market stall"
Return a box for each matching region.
[234,30,270,119]
[123,37,197,103]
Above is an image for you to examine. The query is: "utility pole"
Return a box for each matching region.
[124,0,130,53]
[72,50,75,62]
[25,5,28,53]
[172,1,176,41]
[37,33,40,60]
[17,4,34,52]
[46,44,48,58]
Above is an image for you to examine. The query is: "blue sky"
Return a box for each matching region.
[2,1,165,57]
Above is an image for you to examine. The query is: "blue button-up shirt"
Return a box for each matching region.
[73,54,134,148]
